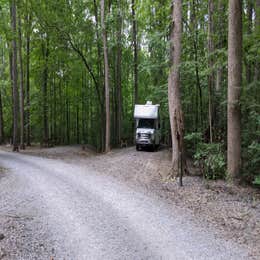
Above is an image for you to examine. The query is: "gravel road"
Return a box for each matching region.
[0,149,253,260]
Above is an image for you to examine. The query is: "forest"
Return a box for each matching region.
[0,0,259,184]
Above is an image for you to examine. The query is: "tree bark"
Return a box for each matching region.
[0,90,4,144]
[132,0,138,105]
[25,12,31,146]
[0,46,5,144]
[168,0,185,185]
[227,0,242,179]
[116,1,122,145]
[18,13,25,149]
[10,0,19,152]
[207,0,214,143]
[101,0,110,153]
[42,38,49,146]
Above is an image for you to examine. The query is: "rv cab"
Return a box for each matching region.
[134,101,160,151]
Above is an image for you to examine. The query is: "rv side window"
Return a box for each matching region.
[138,119,155,129]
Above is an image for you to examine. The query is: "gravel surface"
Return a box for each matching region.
[0,147,258,259]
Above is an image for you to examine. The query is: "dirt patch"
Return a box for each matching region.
[0,144,96,160]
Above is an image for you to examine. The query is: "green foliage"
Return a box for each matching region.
[185,133,226,180]
[253,175,260,186]
[241,107,260,183]
[194,142,226,180]
[184,132,202,155]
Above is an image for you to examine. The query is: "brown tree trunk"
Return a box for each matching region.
[168,0,185,185]
[116,0,122,145]
[93,0,106,151]
[25,13,31,146]
[42,39,49,146]
[18,13,25,149]
[101,0,110,153]
[207,0,214,143]
[132,0,138,105]
[0,46,5,144]
[227,0,242,180]
[10,0,19,152]
[0,90,4,144]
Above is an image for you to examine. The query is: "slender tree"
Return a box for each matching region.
[116,0,122,145]
[42,38,49,146]
[0,44,5,144]
[227,0,242,180]
[25,12,31,146]
[168,0,185,185]
[18,12,25,149]
[0,90,4,144]
[101,0,110,152]
[207,0,214,143]
[10,0,19,152]
[132,0,138,105]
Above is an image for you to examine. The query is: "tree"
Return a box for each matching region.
[25,10,31,146]
[227,0,242,180]
[101,0,110,153]
[116,1,122,145]
[168,0,185,185]
[0,42,5,144]
[0,90,4,144]
[207,0,214,143]
[132,0,138,105]
[18,11,25,149]
[42,37,49,146]
[10,0,19,152]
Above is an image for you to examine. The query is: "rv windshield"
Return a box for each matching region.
[138,119,154,129]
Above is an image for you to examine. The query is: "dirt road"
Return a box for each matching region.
[0,148,255,259]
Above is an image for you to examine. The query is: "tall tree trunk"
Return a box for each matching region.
[0,90,4,144]
[18,13,25,149]
[10,0,19,152]
[101,0,110,153]
[132,0,138,105]
[168,0,185,185]
[207,0,214,143]
[93,0,105,152]
[227,0,242,180]
[0,46,5,144]
[42,39,49,146]
[25,13,31,146]
[116,0,122,145]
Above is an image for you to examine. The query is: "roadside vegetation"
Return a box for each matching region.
[0,0,259,186]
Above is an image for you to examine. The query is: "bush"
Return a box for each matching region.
[184,132,203,155]
[242,141,260,183]
[185,132,226,179]
[194,142,226,180]
[241,109,260,184]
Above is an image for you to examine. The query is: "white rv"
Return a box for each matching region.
[134,101,160,151]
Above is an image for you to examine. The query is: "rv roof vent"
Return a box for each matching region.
[146,101,152,105]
